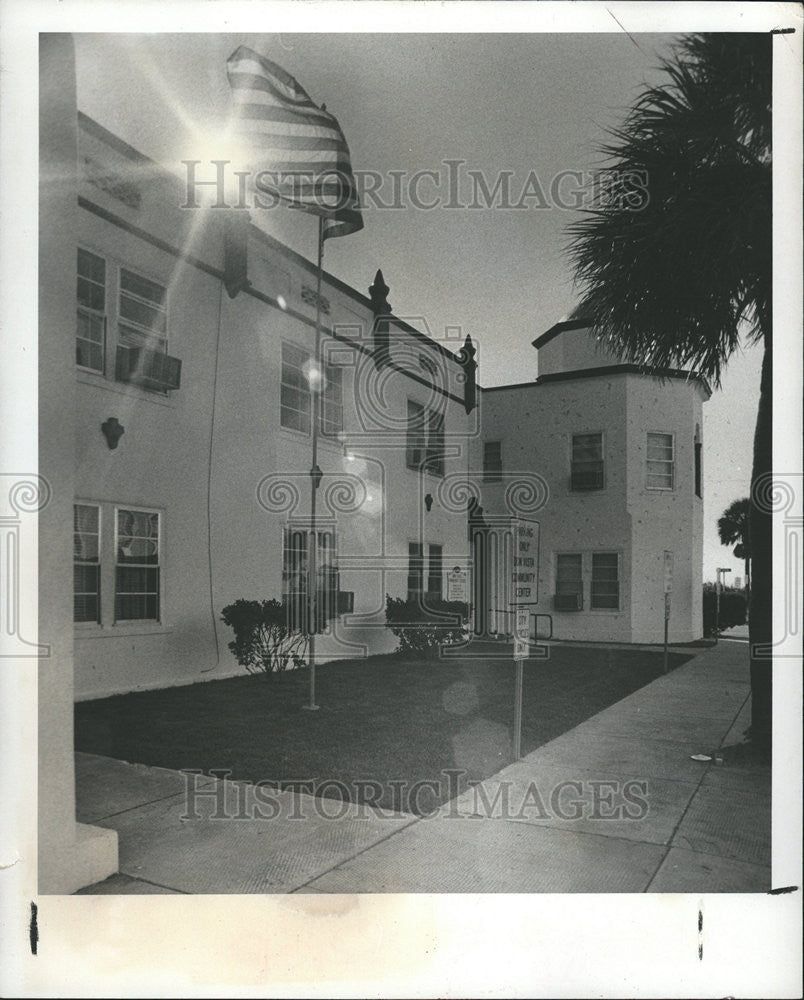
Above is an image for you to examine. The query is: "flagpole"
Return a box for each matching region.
[304,215,325,711]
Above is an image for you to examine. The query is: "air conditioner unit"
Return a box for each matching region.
[553,592,583,611]
[571,463,604,491]
[116,345,182,391]
[337,591,354,614]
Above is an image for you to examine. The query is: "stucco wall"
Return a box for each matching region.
[476,376,633,643]
[476,363,706,644]
[536,325,625,378]
[71,119,472,699]
[625,376,706,643]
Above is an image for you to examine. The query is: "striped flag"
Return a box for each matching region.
[227,46,363,241]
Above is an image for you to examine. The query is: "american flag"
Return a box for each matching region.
[227,46,363,241]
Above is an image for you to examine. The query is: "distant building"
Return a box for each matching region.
[473,318,709,644]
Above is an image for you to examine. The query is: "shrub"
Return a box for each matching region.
[385,595,469,657]
[221,599,309,677]
[702,584,747,636]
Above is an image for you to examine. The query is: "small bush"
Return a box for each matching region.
[702,585,747,636]
[385,595,469,657]
[221,599,309,677]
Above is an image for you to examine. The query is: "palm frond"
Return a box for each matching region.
[565,32,772,383]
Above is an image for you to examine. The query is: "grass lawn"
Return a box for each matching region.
[75,645,692,814]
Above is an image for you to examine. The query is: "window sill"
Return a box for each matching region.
[75,623,174,638]
[76,369,177,408]
[277,425,345,444]
[405,466,446,479]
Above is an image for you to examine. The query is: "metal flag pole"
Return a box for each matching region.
[303,215,325,711]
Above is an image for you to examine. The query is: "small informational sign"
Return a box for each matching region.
[514,606,529,660]
[446,566,468,602]
[510,518,540,604]
[511,518,538,658]
[663,550,673,594]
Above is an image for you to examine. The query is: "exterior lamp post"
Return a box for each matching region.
[225,48,364,713]
[303,220,326,712]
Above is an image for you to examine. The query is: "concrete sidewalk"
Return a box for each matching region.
[75,641,771,894]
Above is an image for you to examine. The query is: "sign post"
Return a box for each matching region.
[663,551,673,674]
[510,518,539,760]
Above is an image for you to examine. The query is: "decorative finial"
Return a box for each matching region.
[458,334,477,415]
[368,269,391,315]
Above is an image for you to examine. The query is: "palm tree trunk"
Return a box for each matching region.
[748,338,772,748]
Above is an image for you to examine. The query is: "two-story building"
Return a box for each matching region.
[472,317,708,645]
[69,116,476,700]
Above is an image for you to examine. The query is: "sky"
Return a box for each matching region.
[73,31,764,582]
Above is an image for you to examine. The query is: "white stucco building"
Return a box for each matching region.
[472,318,709,644]
[70,118,476,701]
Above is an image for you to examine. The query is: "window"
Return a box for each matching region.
[406,400,445,476]
[571,433,604,490]
[425,408,445,477]
[317,530,339,625]
[115,508,160,621]
[280,343,343,435]
[321,365,343,436]
[556,554,582,597]
[282,528,339,632]
[118,268,168,352]
[283,527,308,631]
[74,502,165,627]
[77,251,179,390]
[407,542,424,601]
[483,441,502,482]
[74,504,101,622]
[406,400,426,469]
[647,432,674,490]
[555,553,583,610]
[427,544,443,600]
[694,425,702,498]
[591,552,619,609]
[281,343,311,433]
[76,249,106,373]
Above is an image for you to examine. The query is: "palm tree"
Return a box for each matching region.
[718,497,752,599]
[566,33,772,750]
